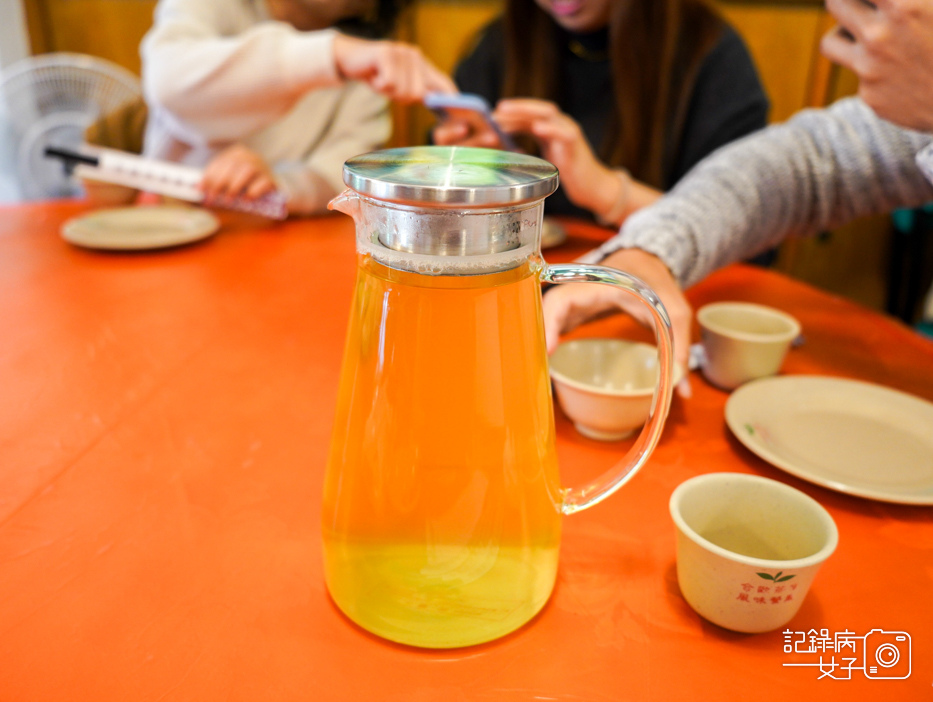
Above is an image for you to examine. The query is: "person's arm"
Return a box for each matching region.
[141,0,453,144]
[598,97,933,289]
[142,1,342,142]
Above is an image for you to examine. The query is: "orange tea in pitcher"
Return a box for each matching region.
[322,254,562,648]
[323,146,675,650]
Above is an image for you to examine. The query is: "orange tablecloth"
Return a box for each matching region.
[1,203,931,700]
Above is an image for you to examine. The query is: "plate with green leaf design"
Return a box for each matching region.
[725,376,933,505]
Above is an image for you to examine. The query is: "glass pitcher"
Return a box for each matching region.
[323,147,674,648]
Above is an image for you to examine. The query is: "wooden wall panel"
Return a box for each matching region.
[714,3,826,123]
[23,0,155,76]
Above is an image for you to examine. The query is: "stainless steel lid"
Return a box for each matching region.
[343,146,559,208]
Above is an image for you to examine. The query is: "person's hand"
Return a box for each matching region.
[431,110,502,149]
[492,99,623,211]
[333,34,457,103]
[491,99,662,225]
[822,0,933,131]
[200,144,278,203]
[542,247,694,397]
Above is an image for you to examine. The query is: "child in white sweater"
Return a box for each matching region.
[140,0,455,215]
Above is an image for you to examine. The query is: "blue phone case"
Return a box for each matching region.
[424,92,517,151]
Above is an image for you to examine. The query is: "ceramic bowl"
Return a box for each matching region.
[549,339,683,441]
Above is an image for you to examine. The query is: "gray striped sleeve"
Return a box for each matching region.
[597,97,933,288]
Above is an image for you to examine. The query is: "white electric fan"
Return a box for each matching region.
[0,52,142,200]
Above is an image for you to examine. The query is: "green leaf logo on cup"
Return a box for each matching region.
[757,571,796,583]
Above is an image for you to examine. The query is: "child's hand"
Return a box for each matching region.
[200,144,277,202]
[333,34,457,103]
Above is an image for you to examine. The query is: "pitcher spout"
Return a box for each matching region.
[328,189,361,220]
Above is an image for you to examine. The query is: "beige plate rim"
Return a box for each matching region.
[61,205,220,251]
[725,375,933,505]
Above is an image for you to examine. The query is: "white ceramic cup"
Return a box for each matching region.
[669,472,838,633]
[549,339,684,441]
[696,302,801,390]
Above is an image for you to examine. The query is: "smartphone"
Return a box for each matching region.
[424,92,517,151]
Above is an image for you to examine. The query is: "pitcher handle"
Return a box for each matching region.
[541,263,675,516]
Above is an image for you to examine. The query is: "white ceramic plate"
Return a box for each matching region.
[725,375,933,505]
[62,205,220,250]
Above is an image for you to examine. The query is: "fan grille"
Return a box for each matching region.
[0,53,142,200]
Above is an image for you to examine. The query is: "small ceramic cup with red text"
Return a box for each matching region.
[669,472,838,633]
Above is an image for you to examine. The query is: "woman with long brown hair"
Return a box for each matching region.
[433,0,768,227]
